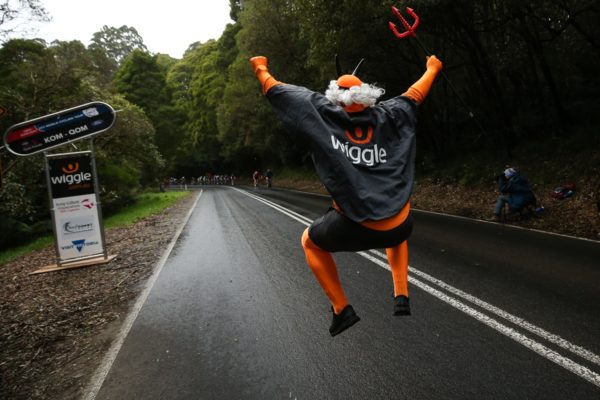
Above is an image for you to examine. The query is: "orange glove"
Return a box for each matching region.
[403,55,443,104]
[250,56,268,73]
[249,56,281,94]
[426,55,443,74]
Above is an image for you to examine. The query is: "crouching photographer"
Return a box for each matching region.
[492,167,537,221]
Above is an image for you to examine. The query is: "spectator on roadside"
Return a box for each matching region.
[492,167,536,221]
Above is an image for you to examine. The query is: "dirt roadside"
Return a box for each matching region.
[279,178,600,241]
[410,180,600,241]
[0,192,198,400]
[1,181,598,400]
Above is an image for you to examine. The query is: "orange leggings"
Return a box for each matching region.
[301,228,409,314]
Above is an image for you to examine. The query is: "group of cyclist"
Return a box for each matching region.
[252,169,273,188]
[163,171,275,189]
[166,174,236,186]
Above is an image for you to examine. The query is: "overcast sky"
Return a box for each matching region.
[6,0,233,58]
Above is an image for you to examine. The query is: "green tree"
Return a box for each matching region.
[163,23,242,175]
[89,25,148,64]
[0,38,49,121]
[114,50,182,170]
[218,0,317,170]
[178,40,225,172]
[91,94,165,213]
[0,38,164,247]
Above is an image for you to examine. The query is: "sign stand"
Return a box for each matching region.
[89,138,109,260]
[32,142,116,274]
[30,255,117,275]
[44,149,64,266]
[2,102,118,274]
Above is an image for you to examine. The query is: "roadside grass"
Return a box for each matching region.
[260,167,326,193]
[0,236,55,267]
[0,191,191,266]
[104,191,190,229]
[273,167,319,182]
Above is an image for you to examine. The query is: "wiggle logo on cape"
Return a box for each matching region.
[345,126,373,145]
[331,125,387,167]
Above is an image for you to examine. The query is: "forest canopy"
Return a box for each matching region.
[1,0,599,247]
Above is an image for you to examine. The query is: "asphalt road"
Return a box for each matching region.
[92,186,600,400]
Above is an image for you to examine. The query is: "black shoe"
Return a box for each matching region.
[394,295,411,316]
[329,305,360,336]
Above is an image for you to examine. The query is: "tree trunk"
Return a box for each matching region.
[518,9,571,129]
[458,17,515,159]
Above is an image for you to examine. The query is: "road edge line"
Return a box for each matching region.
[265,187,600,244]
[411,208,600,244]
[82,190,203,400]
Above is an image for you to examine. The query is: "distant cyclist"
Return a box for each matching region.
[265,169,273,188]
[252,170,260,188]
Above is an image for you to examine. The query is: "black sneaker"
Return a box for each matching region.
[329,305,360,336]
[394,295,411,316]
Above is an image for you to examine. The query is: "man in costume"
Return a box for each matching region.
[250,53,442,336]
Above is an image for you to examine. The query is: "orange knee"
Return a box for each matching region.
[301,228,348,313]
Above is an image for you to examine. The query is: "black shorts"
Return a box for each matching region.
[308,208,413,253]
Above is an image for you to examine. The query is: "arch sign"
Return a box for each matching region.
[1,102,118,272]
[2,102,116,156]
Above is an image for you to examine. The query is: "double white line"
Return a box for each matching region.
[234,187,600,388]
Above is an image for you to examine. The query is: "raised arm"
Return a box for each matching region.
[402,55,443,104]
[249,56,282,95]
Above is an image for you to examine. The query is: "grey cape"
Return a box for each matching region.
[267,84,418,223]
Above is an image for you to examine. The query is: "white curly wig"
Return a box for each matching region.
[325,81,385,107]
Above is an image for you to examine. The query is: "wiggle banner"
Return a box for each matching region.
[48,152,104,261]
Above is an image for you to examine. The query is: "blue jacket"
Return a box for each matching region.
[498,174,536,211]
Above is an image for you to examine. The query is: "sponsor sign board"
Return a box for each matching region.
[48,152,104,261]
[3,102,115,156]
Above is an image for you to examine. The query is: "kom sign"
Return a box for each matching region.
[2,102,115,156]
[47,151,105,263]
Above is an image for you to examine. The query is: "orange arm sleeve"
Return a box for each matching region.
[249,56,282,95]
[402,56,443,104]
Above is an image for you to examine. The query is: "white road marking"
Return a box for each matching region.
[232,187,312,226]
[83,190,204,400]
[235,187,600,388]
[368,248,600,367]
[359,251,600,388]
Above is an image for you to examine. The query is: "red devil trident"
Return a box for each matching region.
[389,5,487,133]
[388,7,431,56]
[389,7,463,106]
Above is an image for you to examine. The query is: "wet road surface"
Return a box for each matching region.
[93,186,600,399]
